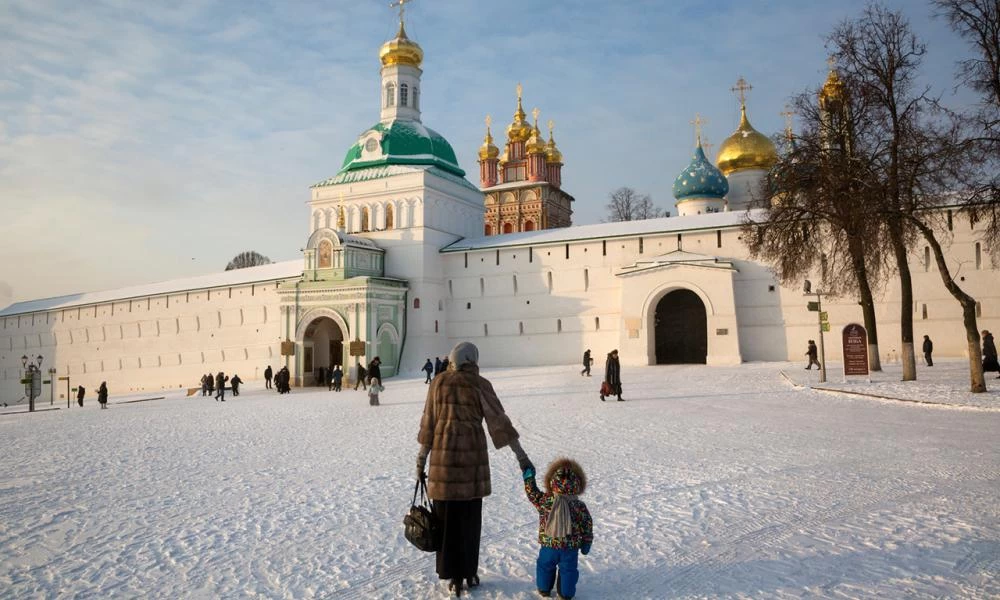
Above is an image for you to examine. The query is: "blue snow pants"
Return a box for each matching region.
[536,546,579,598]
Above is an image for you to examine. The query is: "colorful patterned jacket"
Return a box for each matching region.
[524,459,593,550]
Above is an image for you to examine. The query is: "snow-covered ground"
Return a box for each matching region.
[1,362,997,599]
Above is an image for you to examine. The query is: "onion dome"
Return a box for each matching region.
[716,104,778,176]
[478,120,499,160]
[545,122,563,164]
[526,116,546,155]
[506,84,532,142]
[379,22,423,68]
[673,140,730,201]
[819,66,847,109]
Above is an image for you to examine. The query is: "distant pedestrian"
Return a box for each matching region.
[601,349,623,402]
[317,367,326,388]
[440,357,450,373]
[230,374,242,396]
[327,367,335,391]
[434,356,443,377]
[983,330,1000,378]
[264,365,273,390]
[580,349,592,377]
[805,340,820,370]
[354,363,368,391]
[215,372,228,401]
[423,359,434,383]
[201,374,210,396]
[207,374,215,395]
[922,335,933,366]
[97,382,108,409]
[277,366,291,394]
[368,381,383,406]
[368,357,383,388]
[332,365,343,392]
[76,385,85,408]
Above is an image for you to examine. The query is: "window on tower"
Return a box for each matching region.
[413,86,419,109]
[386,83,395,107]
[362,208,370,232]
[386,204,394,230]
[400,83,409,107]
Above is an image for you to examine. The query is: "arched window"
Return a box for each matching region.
[362,208,370,231]
[400,83,408,107]
[413,86,419,109]
[547,272,553,293]
[385,204,394,230]
[584,269,589,291]
[485,224,492,236]
[519,322,524,335]
[557,319,562,333]
[524,220,535,231]
[484,323,489,336]
[503,222,513,234]
[386,83,395,107]
[975,242,982,269]
[435,320,439,333]
[413,298,420,309]
[595,316,600,330]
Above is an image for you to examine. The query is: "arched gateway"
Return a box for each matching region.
[655,289,707,364]
[302,317,345,385]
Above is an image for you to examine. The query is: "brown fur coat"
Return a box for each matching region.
[417,364,519,500]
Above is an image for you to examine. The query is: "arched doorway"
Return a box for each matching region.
[654,289,707,364]
[303,317,345,385]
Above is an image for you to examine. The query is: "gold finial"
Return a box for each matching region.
[703,139,714,155]
[547,119,555,136]
[690,113,707,145]
[531,107,540,125]
[485,114,492,129]
[389,0,412,28]
[780,105,795,140]
[516,82,523,99]
[731,76,752,107]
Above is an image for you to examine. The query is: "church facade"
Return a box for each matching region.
[1,21,997,400]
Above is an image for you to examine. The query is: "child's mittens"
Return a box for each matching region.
[522,466,535,481]
[581,544,591,555]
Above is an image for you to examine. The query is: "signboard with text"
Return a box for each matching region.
[842,323,869,376]
[349,340,367,356]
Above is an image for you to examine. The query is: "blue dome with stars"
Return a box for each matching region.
[672,142,729,201]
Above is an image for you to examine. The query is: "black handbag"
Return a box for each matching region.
[404,476,440,552]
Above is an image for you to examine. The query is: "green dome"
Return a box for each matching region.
[338,120,465,177]
[672,143,729,201]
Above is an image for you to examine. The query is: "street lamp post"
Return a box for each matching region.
[803,280,828,384]
[21,354,43,412]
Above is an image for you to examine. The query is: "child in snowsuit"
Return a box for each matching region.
[368,381,383,406]
[522,458,593,600]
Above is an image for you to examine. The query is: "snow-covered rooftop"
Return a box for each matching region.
[443,209,756,252]
[0,260,303,318]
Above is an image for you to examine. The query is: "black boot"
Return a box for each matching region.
[449,579,463,596]
[600,395,605,401]
[466,575,480,588]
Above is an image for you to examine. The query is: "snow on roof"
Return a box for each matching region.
[0,260,303,318]
[443,209,756,252]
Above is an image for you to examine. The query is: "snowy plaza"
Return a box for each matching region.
[1,361,997,599]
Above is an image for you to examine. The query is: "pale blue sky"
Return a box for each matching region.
[0,0,976,306]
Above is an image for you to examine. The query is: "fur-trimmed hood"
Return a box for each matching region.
[544,457,587,496]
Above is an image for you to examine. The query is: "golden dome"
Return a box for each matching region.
[545,121,563,164]
[819,67,847,108]
[478,120,499,160]
[716,105,778,175]
[526,117,546,154]
[506,84,532,143]
[379,22,423,68]
[498,148,509,166]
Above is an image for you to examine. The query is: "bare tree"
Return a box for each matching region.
[226,251,272,271]
[604,187,664,222]
[743,79,888,371]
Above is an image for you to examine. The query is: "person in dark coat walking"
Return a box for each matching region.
[207,374,215,395]
[434,357,443,377]
[805,340,820,370]
[230,374,242,396]
[332,365,343,392]
[440,357,450,373]
[368,357,383,387]
[264,365,273,389]
[97,382,108,409]
[327,367,335,391]
[423,359,434,383]
[76,385,85,407]
[278,366,291,393]
[922,335,934,366]
[580,349,592,377]
[215,372,228,401]
[416,341,531,597]
[983,330,1000,378]
[601,350,623,402]
[201,374,209,396]
[354,363,368,391]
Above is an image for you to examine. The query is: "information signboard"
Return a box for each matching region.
[280,341,295,356]
[842,323,869,376]
[349,340,366,356]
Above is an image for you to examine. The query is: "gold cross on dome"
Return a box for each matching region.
[690,113,707,143]
[703,139,714,155]
[731,76,752,106]
[389,0,412,26]
[827,55,837,70]
[485,114,492,128]
[780,105,795,130]
[531,107,540,124]
[516,82,523,99]
[547,119,555,135]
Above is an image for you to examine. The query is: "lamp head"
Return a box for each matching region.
[21,355,28,368]
[803,279,812,294]
[37,355,43,367]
